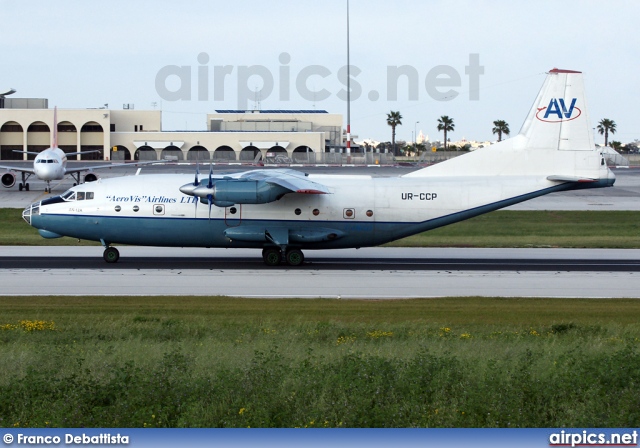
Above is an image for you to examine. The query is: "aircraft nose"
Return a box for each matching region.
[35,164,53,179]
[22,201,40,226]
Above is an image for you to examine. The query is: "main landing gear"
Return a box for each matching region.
[18,172,31,191]
[262,247,305,267]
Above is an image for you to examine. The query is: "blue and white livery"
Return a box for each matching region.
[22,69,615,265]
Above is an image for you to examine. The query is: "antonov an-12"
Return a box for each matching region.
[23,69,615,265]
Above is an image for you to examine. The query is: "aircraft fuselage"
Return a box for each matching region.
[23,171,610,251]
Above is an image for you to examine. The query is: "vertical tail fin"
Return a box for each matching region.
[517,69,594,151]
[403,68,613,184]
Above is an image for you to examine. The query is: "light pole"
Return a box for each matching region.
[346,0,351,156]
[414,121,420,152]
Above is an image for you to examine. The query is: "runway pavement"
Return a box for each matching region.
[1,247,639,298]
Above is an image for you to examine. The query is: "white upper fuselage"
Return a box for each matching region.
[32,147,67,181]
[28,165,600,249]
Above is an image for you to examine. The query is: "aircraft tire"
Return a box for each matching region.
[103,247,120,263]
[285,249,304,266]
[25,183,29,191]
[18,183,23,191]
[262,248,281,266]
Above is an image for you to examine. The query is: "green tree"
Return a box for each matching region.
[597,118,616,146]
[492,120,510,142]
[386,111,403,156]
[610,141,622,152]
[437,115,455,150]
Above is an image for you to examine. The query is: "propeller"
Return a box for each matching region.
[179,163,221,219]
[179,162,201,216]
[206,164,214,219]
[194,162,200,214]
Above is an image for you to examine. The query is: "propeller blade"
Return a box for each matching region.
[193,162,200,216]
[207,164,213,189]
[207,194,213,220]
[194,162,200,186]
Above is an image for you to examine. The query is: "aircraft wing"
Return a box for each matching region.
[64,160,163,175]
[0,164,35,174]
[547,175,598,183]
[228,168,332,194]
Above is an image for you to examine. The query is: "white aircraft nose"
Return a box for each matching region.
[34,164,55,180]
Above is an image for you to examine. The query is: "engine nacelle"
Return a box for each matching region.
[1,171,16,188]
[211,180,289,205]
[84,172,100,183]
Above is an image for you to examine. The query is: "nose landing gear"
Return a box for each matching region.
[100,239,120,263]
[103,247,120,263]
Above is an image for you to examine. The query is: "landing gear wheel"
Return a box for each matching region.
[262,248,282,266]
[25,183,29,191]
[18,183,23,191]
[285,249,304,266]
[103,247,120,263]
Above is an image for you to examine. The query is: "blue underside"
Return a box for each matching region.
[31,179,613,249]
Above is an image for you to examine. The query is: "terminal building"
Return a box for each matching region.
[0,97,344,163]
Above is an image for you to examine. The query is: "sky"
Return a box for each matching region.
[2,0,639,144]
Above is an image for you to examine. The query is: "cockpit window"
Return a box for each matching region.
[61,190,94,201]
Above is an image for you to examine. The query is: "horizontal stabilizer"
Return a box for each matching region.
[12,150,41,156]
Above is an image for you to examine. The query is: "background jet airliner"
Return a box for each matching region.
[23,69,616,265]
[0,108,157,193]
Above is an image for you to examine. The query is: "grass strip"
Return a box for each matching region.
[1,296,639,428]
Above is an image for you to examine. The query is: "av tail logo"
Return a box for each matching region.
[536,98,581,122]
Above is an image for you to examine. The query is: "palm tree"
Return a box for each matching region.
[597,118,616,147]
[492,120,510,142]
[437,116,455,150]
[386,111,403,156]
